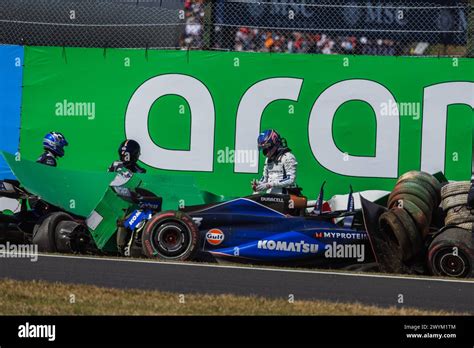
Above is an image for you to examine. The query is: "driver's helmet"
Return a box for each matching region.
[43,132,68,157]
[257,129,281,158]
[119,139,141,164]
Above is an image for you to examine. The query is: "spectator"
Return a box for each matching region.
[181,1,401,56]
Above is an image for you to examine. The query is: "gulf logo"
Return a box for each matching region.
[206,229,225,245]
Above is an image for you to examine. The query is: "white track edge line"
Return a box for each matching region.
[24,253,474,285]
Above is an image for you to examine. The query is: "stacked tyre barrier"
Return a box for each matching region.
[441,181,473,230]
[426,181,474,277]
[379,171,441,263]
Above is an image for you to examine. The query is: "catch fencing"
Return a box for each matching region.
[0,0,472,56]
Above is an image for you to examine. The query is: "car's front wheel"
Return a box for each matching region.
[141,211,199,261]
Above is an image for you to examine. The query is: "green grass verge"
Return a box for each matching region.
[0,278,464,315]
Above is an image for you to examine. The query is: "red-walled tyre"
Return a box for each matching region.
[428,228,473,278]
[141,211,199,261]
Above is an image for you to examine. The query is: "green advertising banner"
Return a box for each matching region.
[20,47,474,199]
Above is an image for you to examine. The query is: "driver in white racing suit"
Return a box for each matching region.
[252,129,298,194]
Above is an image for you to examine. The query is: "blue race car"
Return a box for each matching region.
[31,167,377,270]
[136,189,375,269]
[27,166,472,277]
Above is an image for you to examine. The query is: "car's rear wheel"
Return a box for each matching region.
[55,220,89,253]
[141,211,198,261]
[33,212,72,252]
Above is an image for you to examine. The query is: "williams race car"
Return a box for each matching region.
[27,167,474,277]
[32,168,375,269]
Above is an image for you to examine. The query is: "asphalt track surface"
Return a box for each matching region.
[0,253,473,313]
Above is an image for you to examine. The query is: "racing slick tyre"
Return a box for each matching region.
[441,181,471,199]
[33,212,73,252]
[379,210,415,262]
[141,210,199,261]
[441,194,468,211]
[397,171,441,203]
[427,228,473,278]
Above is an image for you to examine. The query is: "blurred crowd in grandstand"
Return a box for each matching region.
[181,0,398,55]
[232,28,398,55]
[181,0,205,47]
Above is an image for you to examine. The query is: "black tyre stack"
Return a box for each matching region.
[379,171,441,262]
